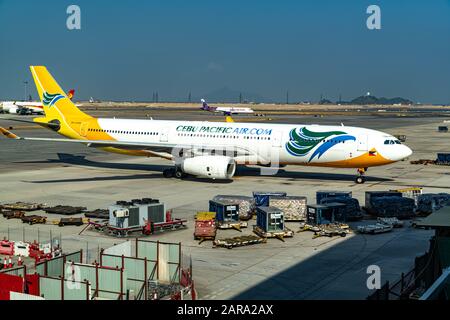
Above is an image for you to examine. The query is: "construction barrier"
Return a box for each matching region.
[0,265,26,277]
[103,241,132,256]
[0,273,24,300]
[39,275,90,300]
[35,250,82,277]
[65,262,126,300]
[136,239,181,283]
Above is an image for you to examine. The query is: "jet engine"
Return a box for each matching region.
[181,156,236,180]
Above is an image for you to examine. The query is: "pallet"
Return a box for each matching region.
[217,221,248,231]
[213,235,266,249]
[252,226,293,242]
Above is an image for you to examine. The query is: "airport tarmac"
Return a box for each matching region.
[0,108,449,299]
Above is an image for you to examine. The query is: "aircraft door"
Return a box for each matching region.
[160,127,169,142]
[271,131,282,148]
[80,122,89,137]
[357,135,368,151]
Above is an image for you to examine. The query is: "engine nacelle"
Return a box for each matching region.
[181,156,236,180]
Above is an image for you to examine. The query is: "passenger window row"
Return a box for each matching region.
[384,139,401,145]
[88,128,158,135]
[177,133,271,140]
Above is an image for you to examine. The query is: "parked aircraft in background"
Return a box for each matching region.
[200,99,254,115]
[1,89,75,115]
[0,66,413,183]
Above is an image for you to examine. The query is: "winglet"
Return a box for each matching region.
[0,127,20,139]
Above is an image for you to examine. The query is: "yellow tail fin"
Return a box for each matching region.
[30,66,92,139]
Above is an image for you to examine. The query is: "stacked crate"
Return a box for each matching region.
[212,195,255,220]
[268,196,307,221]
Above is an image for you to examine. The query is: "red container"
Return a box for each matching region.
[0,240,14,256]
[194,220,216,239]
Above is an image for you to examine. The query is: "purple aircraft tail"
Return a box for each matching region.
[200,99,215,111]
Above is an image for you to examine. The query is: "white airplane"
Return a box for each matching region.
[201,99,254,115]
[1,89,75,115]
[0,66,413,183]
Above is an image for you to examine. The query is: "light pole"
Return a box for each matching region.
[23,81,28,101]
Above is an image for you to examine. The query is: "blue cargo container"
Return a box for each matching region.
[256,206,285,232]
[316,190,352,203]
[306,203,346,225]
[252,191,287,207]
[209,200,239,223]
[437,153,450,164]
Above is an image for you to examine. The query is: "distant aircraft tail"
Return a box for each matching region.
[30,66,92,138]
[200,98,216,112]
[67,89,75,100]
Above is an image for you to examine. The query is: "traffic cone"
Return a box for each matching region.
[8,257,13,268]
[3,257,7,269]
[17,256,23,266]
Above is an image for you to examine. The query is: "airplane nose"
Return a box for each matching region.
[403,145,413,158]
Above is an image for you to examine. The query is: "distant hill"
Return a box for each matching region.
[349,95,414,105]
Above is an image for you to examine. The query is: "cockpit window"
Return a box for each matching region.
[384,139,401,145]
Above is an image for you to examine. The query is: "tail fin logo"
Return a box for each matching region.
[43,92,65,108]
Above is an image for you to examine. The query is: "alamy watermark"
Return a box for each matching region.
[366,265,381,290]
[366,5,381,30]
[67,5,81,30]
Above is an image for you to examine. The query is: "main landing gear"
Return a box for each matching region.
[355,168,367,184]
[163,167,186,179]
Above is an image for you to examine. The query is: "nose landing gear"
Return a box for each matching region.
[355,168,367,184]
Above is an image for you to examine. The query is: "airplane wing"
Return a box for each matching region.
[0,127,254,158]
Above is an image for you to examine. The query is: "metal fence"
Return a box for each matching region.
[39,276,90,300]
[135,239,181,283]
[35,250,83,277]
[65,262,126,300]
[0,265,26,277]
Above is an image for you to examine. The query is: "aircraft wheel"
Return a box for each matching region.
[174,169,184,179]
[163,169,174,178]
[355,176,365,184]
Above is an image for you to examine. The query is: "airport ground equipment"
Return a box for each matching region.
[365,191,402,212]
[306,203,347,225]
[252,191,287,207]
[438,126,448,132]
[416,193,450,215]
[316,190,352,204]
[55,217,85,227]
[357,223,393,234]
[84,209,109,219]
[298,222,350,239]
[390,187,422,207]
[268,196,307,221]
[410,159,437,165]
[436,153,450,165]
[213,235,266,249]
[0,239,14,256]
[319,197,363,221]
[20,215,47,225]
[209,199,247,230]
[44,205,87,215]
[194,212,217,243]
[2,210,25,220]
[369,197,415,218]
[212,195,255,220]
[394,134,407,142]
[253,206,293,241]
[0,202,47,211]
[377,217,404,228]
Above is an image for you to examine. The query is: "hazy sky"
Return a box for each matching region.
[0,0,449,103]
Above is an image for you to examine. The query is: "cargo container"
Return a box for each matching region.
[389,187,422,207]
[307,203,346,225]
[369,197,415,218]
[253,206,293,240]
[208,199,246,229]
[212,195,255,220]
[320,197,362,221]
[416,193,450,215]
[268,196,307,221]
[316,191,352,204]
[252,191,287,207]
[194,212,216,241]
[437,153,450,165]
[0,240,14,256]
[365,191,402,210]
